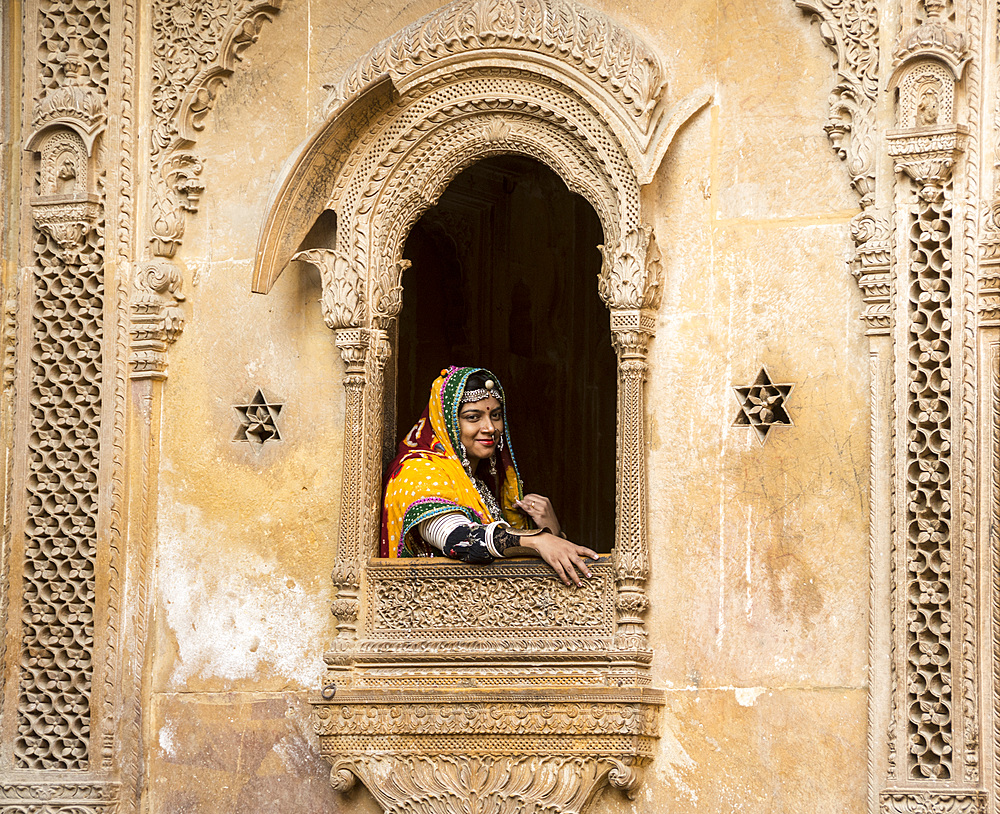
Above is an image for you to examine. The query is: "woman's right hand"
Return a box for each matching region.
[519,532,598,587]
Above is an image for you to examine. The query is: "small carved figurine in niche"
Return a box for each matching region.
[381,366,598,586]
[39,131,87,198]
[916,79,941,126]
[56,157,78,194]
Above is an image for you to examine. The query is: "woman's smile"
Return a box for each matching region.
[458,395,503,463]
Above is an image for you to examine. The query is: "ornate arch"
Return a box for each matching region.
[253,1,709,810]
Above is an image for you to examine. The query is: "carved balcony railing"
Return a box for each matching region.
[314,556,663,813]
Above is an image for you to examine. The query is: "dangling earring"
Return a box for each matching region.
[461,444,472,476]
[489,453,497,479]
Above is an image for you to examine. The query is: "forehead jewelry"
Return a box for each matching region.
[461,378,501,404]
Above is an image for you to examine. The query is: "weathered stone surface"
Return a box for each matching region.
[3,0,991,810]
[149,694,381,814]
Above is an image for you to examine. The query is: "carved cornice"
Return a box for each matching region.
[795,0,879,205]
[315,696,661,739]
[130,261,186,380]
[879,791,987,814]
[149,0,282,257]
[326,0,666,137]
[0,781,119,812]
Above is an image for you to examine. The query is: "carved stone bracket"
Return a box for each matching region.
[294,249,366,330]
[850,207,892,334]
[130,261,186,381]
[149,0,282,257]
[888,125,968,201]
[324,754,647,814]
[30,195,101,263]
[794,0,879,206]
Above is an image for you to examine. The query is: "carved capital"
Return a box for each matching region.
[130,261,186,381]
[294,248,367,330]
[888,125,968,201]
[335,328,369,382]
[371,260,410,330]
[31,195,101,263]
[610,309,656,361]
[599,226,662,311]
[850,207,892,334]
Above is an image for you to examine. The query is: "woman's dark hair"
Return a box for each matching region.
[463,371,491,391]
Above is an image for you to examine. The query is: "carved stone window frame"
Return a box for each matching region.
[252,0,710,806]
[254,0,710,647]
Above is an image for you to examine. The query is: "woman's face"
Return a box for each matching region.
[458,395,503,464]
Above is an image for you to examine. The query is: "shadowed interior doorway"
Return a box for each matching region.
[393,155,616,552]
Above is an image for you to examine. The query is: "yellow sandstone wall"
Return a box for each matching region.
[148,0,867,811]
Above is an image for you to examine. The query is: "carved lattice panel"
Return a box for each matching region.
[15,0,111,773]
[904,196,954,780]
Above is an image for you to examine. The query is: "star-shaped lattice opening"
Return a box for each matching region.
[733,368,794,445]
[234,389,284,451]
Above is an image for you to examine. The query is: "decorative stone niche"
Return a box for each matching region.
[251,0,714,809]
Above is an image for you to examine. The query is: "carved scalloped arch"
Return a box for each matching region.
[326,0,666,134]
[253,1,710,295]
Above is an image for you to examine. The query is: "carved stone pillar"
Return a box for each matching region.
[877,0,982,804]
[610,310,654,654]
[600,226,661,656]
[2,6,125,811]
[331,328,368,650]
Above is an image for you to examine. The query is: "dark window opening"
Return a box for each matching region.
[394,155,616,552]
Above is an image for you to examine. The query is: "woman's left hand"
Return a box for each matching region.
[515,493,561,536]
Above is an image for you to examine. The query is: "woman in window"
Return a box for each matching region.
[380,366,598,586]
